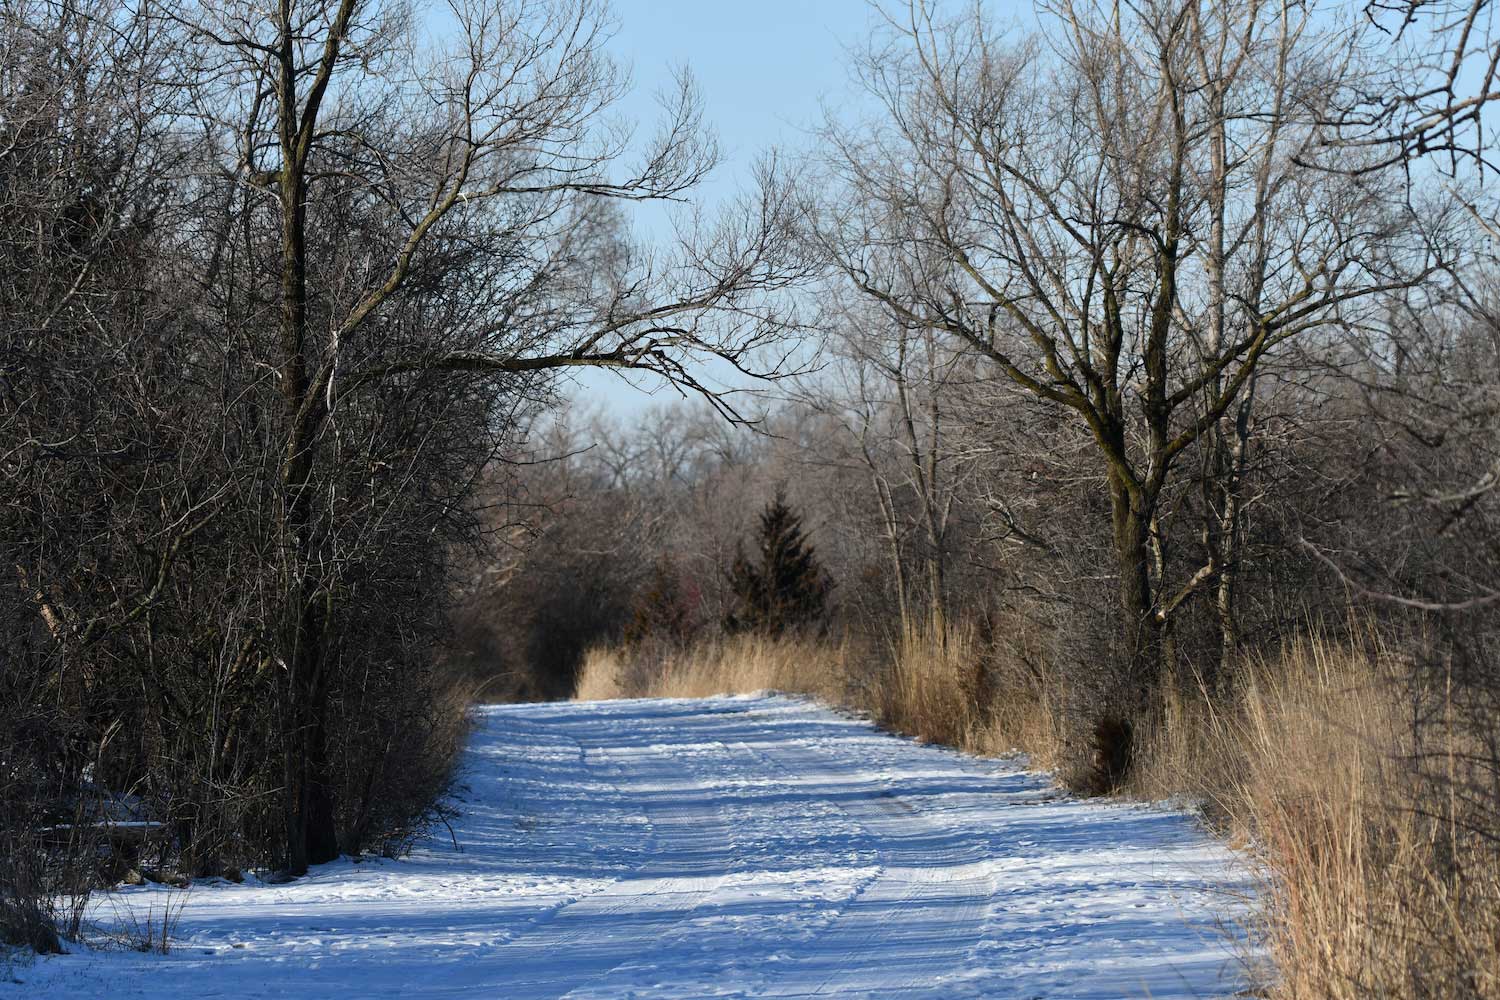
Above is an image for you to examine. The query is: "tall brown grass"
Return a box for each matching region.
[1132,635,1500,999]
[574,634,855,704]
[1242,649,1498,998]
[576,627,1500,998]
[875,627,1059,758]
[574,627,1059,760]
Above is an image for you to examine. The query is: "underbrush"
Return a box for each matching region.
[103,885,190,954]
[0,670,474,956]
[334,672,476,861]
[576,628,1500,999]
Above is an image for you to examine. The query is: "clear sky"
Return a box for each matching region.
[567,0,881,416]
[606,0,875,194]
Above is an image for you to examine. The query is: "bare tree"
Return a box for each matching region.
[1321,1,1500,176]
[802,299,978,638]
[813,0,1450,780]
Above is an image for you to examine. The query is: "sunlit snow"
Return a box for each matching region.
[6,695,1256,998]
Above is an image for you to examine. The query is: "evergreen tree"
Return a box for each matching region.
[724,490,832,635]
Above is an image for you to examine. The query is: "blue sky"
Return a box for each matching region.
[606,0,874,198]
[569,0,879,415]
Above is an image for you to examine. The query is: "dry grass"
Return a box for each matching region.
[104,885,189,954]
[1130,635,1500,999]
[574,634,856,705]
[874,627,1060,759]
[873,628,988,748]
[1232,640,1499,999]
[574,627,1058,761]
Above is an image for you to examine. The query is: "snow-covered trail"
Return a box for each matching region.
[9,695,1254,998]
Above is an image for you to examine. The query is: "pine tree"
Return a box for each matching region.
[724,490,832,635]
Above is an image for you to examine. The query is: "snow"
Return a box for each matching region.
[5,694,1256,998]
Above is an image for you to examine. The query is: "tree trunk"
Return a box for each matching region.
[275,51,338,872]
[1091,471,1159,791]
[1109,476,1158,692]
[1212,386,1255,682]
[283,594,339,874]
[1148,514,1177,674]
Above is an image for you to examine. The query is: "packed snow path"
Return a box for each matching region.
[11,695,1253,998]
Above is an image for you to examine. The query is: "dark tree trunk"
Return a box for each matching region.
[1111,484,1156,686]
[1092,471,1160,791]
[274,47,338,872]
[282,594,339,874]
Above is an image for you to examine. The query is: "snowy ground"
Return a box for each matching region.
[7,695,1256,998]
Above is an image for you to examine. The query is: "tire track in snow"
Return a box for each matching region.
[407,712,665,992]
[738,703,1248,999]
[727,705,994,998]
[465,704,749,996]
[560,707,890,999]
